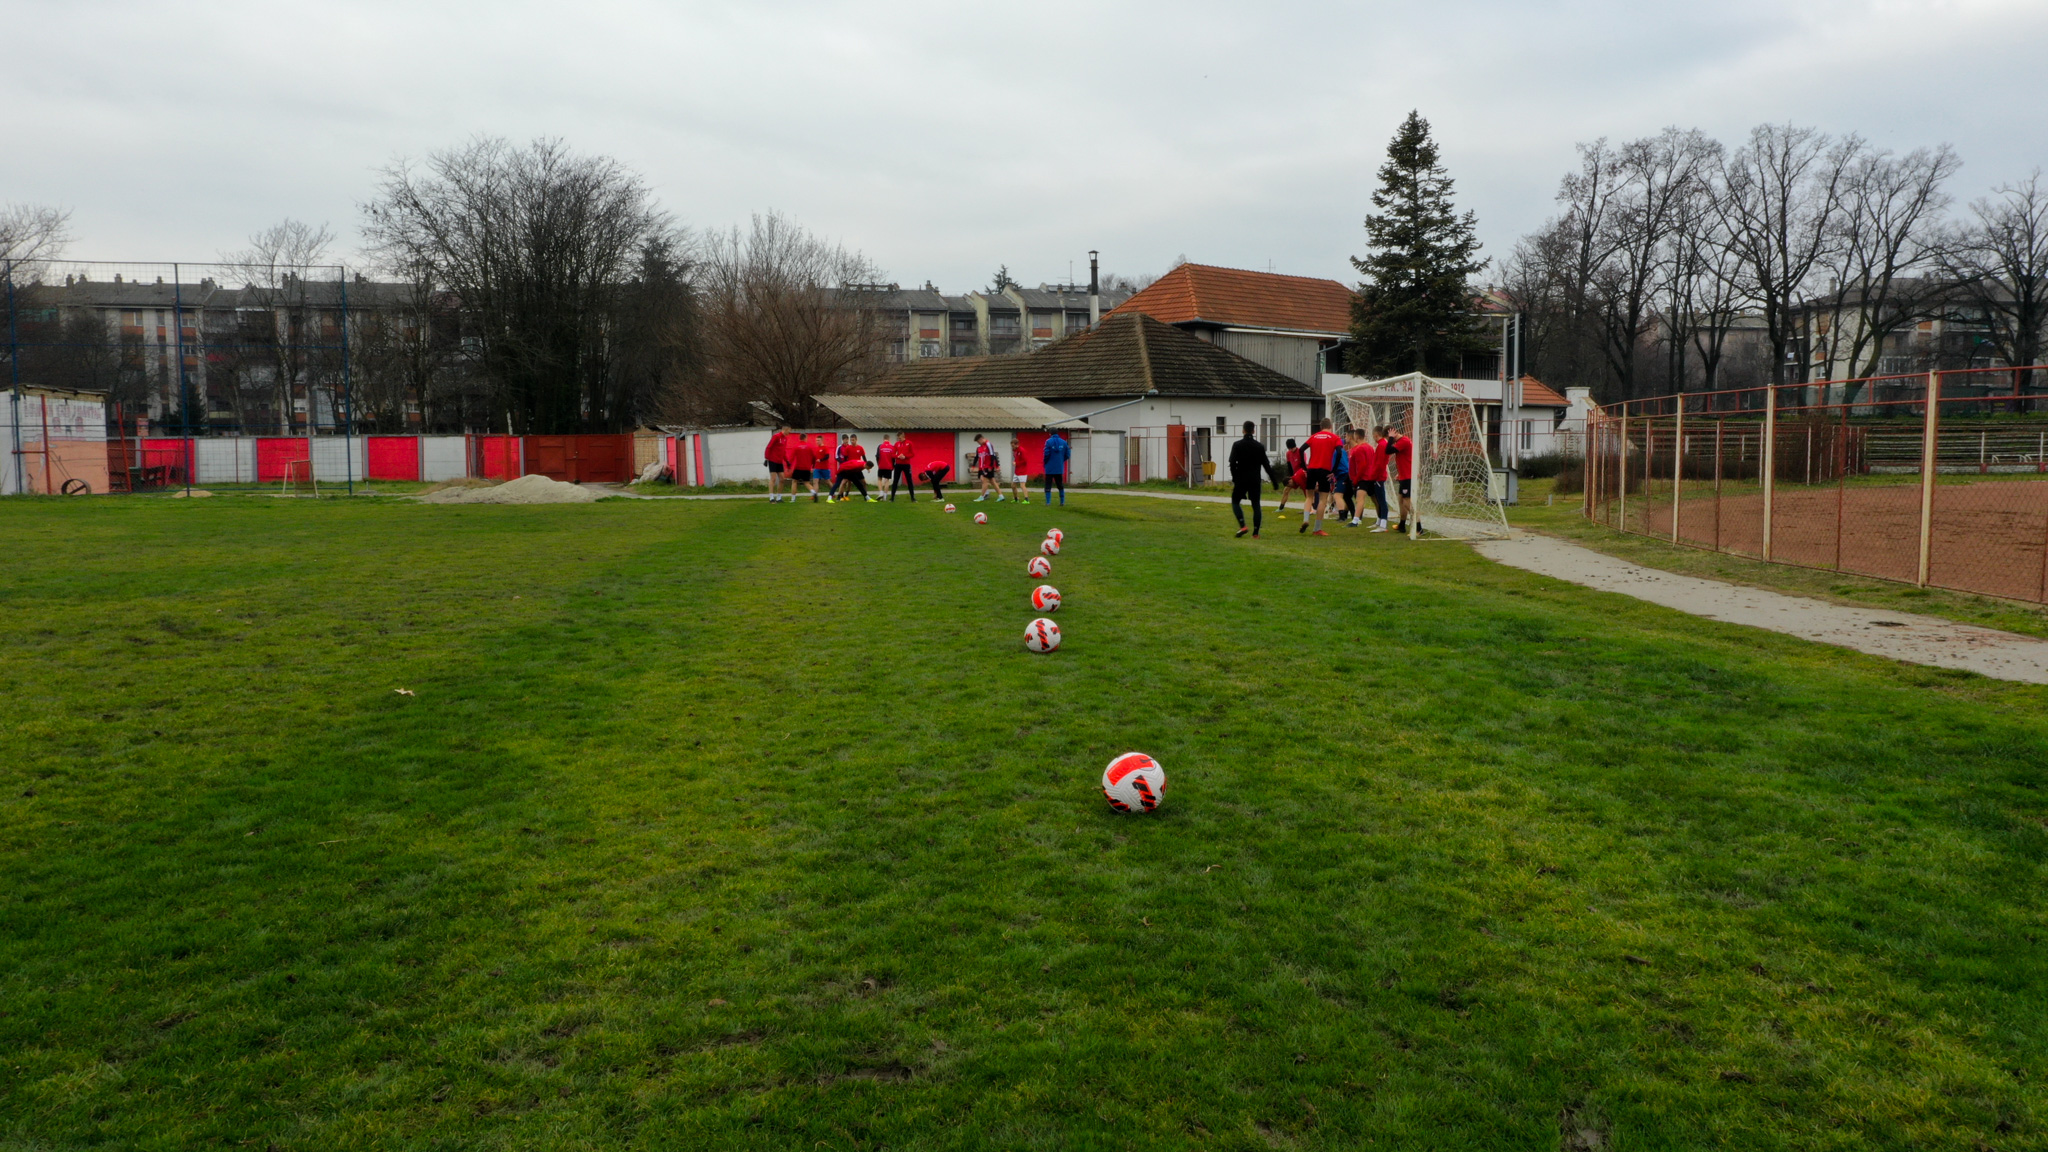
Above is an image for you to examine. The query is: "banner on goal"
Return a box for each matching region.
[1330,373,1512,540]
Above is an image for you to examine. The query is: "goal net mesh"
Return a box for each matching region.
[1334,377,1511,539]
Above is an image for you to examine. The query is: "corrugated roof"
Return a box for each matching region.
[1107,263,1355,335]
[825,312,1321,402]
[815,394,1086,430]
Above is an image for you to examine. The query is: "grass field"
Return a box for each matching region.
[3,492,2046,1150]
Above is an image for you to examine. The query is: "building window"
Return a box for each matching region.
[889,339,906,361]
[1067,312,1090,332]
[951,342,976,357]
[919,340,942,358]
[1519,420,1533,450]
[990,313,1020,337]
[1031,313,1054,336]
[1215,417,1226,435]
[1260,416,1279,450]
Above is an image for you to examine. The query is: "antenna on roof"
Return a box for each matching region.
[1088,250,1100,330]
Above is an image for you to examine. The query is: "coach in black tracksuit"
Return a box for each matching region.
[1227,422,1269,538]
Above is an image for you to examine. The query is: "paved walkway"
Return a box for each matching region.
[1475,535,2048,685]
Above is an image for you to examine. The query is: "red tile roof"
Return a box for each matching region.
[1106,263,1355,336]
[1517,376,1568,407]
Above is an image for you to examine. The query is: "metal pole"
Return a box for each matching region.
[341,268,354,496]
[1671,405,1684,544]
[1618,409,1628,534]
[1410,373,1427,538]
[1761,383,1777,561]
[6,260,24,496]
[1916,369,1940,587]
[174,263,191,495]
[1713,419,1723,551]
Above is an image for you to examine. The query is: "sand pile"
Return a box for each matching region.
[416,474,601,505]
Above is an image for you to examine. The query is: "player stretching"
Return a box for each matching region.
[1042,428,1070,506]
[788,434,821,502]
[1227,420,1268,537]
[890,433,915,500]
[1008,435,1031,503]
[1275,438,1304,518]
[1382,424,1415,533]
[919,460,953,502]
[834,434,873,501]
[1298,418,1343,536]
[763,424,791,502]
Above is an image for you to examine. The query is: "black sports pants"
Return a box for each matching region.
[1043,470,1065,501]
[889,464,913,499]
[837,469,868,498]
[1231,477,1262,531]
[922,470,947,500]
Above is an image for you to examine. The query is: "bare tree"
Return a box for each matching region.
[1810,145,1959,396]
[364,137,676,434]
[695,212,888,427]
[1719,125,1863,386]
[0,202,71,275]
[1942,171,2048,403]
[223,219,336,434]
[1590,129,1719,399]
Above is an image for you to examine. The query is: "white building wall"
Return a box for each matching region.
[420,436,469,482]
[194,438,258,484]
[310,436,370,483]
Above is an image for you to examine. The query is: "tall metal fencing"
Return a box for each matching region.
[1586,366,2048,603]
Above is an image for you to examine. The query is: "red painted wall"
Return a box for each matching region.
[366,437,421,481]
[256,437,311,482]
[522,434,634,483]
[903,432,955,480]
[475,436,521,480]
[1015,431,1049,476]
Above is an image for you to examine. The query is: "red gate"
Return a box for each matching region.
[522,434,634,483]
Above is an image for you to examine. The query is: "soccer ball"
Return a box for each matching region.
[1031,584,1061,612]
[944,503,957,513]
[1045,528,1064,546]
[1023,617,1061,653]
[973,511,988,524]
[1027,555,1052,578]
[1039,537,1060,556]
[1101,752,1165,813]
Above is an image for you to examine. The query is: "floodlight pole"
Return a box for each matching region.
[341,269,354,496]
[6,260,24,496]
[174,263,191,495]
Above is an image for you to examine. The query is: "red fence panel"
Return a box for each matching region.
[366,437,421,482]
[256,437,311,482]
[474,436,521,480]
[136,438,191,489]
[520,434,633,483]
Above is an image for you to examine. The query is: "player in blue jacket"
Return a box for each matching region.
[1041,429,1071,505]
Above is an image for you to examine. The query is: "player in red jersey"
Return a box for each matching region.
[1352,429,1388,530]
[763,425,792,503]
[919,460,952,501]
[1298,418,1344,535]
[890,434,916,500]
[1276,438,1304,518]
[1381,424,1415,533]
[969,434,1003,502]
[787,434,822,502]
[832,434,872,501]
[1008,435,1031,503]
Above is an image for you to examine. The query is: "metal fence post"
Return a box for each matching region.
[1618,410,1628,532]
[174,263,191,495]
[341,269,354,496]
[1761,383,1777,561]
[6,260,23,497]
[1917,368,1940,587]
[1671,404,1684,544]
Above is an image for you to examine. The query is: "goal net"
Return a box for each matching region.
[1332,373,1511,540]
[280,459,318,497]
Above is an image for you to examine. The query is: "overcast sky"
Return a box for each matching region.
[5,0,2045,292]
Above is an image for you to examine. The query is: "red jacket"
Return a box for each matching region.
[787,441,816,470]
[893,438,914,465]
[1384,435,1414,481]
[837,443,867,471]
[1349,441,1379,483]
[764,431,790,465]
[876,441,895,469]
[1304,429,1344,471]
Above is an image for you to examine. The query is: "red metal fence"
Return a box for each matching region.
[1586,366,2048,604]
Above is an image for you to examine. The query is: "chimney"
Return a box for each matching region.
[1087,250,1100,329]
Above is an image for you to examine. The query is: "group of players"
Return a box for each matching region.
[759,427,1074,506]
[1225,418,1414,538]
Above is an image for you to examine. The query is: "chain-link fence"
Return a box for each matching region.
[1587,367,2048,603]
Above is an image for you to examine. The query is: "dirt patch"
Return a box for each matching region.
[416,474,600,505]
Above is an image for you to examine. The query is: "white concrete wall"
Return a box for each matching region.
[420,436,469,482]
[698,428,775,485]
[194,438,258,484]
[311,436,369,483]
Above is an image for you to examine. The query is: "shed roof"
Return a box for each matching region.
[825,311,1321,402]
[814,394,1087,430]
[1107,263,1355,336]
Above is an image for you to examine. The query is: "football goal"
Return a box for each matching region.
[280,458,318,497]
[1331,373,1511,540]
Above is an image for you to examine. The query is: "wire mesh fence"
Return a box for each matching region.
[1586,367,2048,604]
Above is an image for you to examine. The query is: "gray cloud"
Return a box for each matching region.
[5,0,2044,290]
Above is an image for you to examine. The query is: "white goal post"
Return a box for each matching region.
[1329,373,1512,540]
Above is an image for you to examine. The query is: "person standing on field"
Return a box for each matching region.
[876,434,896,498]
[1382,424,1415,533]
[1354,428,1388,530]
[1276,438,1303,517]
[1008,435,1031,503]
[1299,418,1343,536]
[970,434,1002,501]
[763,424,791,503]
[890,433,916,500]
[1041,428,1070,506]
[788,434,821,502]
[1227,420,1268,538]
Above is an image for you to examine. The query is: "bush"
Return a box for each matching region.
[1514,451,1579,480]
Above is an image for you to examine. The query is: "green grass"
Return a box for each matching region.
[3,493,2046,1150]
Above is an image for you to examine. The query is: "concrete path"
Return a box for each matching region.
[1475,535,2048,685]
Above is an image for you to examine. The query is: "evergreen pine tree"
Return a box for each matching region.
[1347,111,1489,377]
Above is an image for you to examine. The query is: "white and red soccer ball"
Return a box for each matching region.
[973,511,988,524]
[1101,752,1165,813]
[1039,537,1060,556]
[1031,585,1061,612]
[1023,617,1061,653]
[1027,555,1052,578]
[1045,528,1064,546]
[943,503,957,513]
